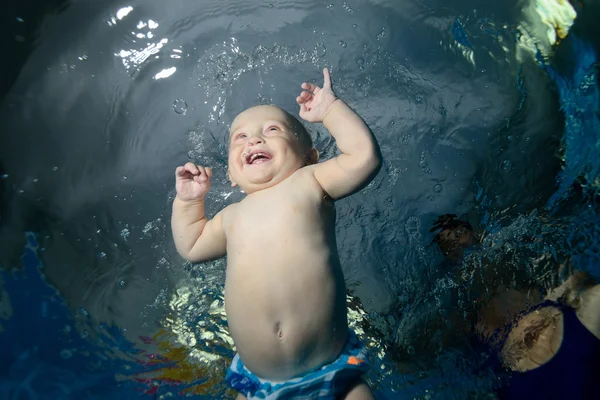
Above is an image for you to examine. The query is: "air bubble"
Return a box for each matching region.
[315,43,327,58]
[118,280,126,287]
[173,99,188,115]
[98,252,107,258]
[405,216,421,239]
[356,58,365,70]
[419,160,428,168]
[60,349,73,359]
[352,24,358,28]
[339,41,347,48]
[121,228,130,240]
[434,184,443,193]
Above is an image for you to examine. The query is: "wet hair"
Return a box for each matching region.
[430,214,473,245]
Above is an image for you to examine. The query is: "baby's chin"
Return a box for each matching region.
[236,173,278,191]
[238,169,299,193]
[238,181,277,194]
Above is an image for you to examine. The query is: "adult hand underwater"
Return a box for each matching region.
[171,68,381,399]
[433,217,600,399]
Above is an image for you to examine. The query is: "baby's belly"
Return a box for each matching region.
[224,259,348,380]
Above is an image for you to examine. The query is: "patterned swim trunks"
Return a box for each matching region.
[226,330,369,399]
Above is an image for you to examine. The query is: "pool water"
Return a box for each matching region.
[1,0,599,398]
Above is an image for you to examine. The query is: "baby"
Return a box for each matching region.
[171,68,381,399]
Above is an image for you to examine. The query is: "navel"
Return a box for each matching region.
[275,321,284,340]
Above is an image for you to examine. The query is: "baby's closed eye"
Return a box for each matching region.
[264,125,281,135]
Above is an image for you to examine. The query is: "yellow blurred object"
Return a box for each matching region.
[517,0,577,61]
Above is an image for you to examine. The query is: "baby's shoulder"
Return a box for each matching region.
[290,165,329,199]
[217,202,240,225]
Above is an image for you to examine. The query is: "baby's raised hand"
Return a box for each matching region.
[175,162,212,202]
[296,67,338,123]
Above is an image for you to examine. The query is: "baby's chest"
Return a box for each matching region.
[240,200,312,232]
[228,196,324,241]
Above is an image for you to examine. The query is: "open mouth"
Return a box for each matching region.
[244,151,272,165]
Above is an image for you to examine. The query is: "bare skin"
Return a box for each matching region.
[172,69,380,397]
[477,273,600,372]
[434,222,600,374]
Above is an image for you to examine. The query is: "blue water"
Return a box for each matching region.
[1,1,599,399]
[0,233,144,399]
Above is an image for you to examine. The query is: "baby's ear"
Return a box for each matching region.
[227,170,238,187]
[305,148,319,165]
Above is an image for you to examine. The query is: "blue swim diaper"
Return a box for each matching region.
[226,330,369,399]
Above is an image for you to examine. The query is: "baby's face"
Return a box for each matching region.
[228,105,307,193]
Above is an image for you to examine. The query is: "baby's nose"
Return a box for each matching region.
[248,136,263,145]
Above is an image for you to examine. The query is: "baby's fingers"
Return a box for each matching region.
[301,82,320,93]
[322,67,331,89]
[193,166,212,182]
[184,162,200,175]
[176,165,195,180]
[296,91,313,104]
[176,166,187,177]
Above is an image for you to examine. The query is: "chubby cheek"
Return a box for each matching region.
[281,144,305,165]
[228,148,243,166]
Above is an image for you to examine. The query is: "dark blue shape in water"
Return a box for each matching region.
[451,19,473,49]
[516,66,527,112]
[0,232,153,399]
[543,37,600,210]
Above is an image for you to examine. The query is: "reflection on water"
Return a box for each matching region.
[0,0,599,398]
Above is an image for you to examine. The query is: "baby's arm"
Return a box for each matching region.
[318,99,381,199]
[171,163,227,262]
[297,68,381,200]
